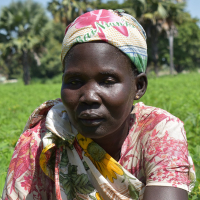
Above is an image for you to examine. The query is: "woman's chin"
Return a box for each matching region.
[77,127,108,139]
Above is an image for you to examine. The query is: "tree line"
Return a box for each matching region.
[0,0,200,85]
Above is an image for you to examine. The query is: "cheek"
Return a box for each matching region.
[103,84,135,117]
[61,87,79,112]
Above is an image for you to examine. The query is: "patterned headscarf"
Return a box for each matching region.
[61,9,147,73]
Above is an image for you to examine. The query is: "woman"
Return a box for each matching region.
[2,9,195,200]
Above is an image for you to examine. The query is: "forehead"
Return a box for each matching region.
[64,42,133,75]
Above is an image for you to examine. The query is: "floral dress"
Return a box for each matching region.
[2,100,195,200]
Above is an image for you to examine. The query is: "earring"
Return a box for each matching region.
[136,95,139,99]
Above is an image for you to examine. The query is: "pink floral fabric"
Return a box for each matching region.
[2,100,195,199]
[119,102,195,191]
[2,100,59,200]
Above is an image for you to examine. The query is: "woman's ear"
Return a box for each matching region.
[134,73,148,100]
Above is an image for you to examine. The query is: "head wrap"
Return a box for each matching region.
[61,9,147,73]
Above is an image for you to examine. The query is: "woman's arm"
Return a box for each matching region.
[144,186,188,200]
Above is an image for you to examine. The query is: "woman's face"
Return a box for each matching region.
[61,42,141,139]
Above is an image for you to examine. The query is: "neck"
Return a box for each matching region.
[93,115,131,161]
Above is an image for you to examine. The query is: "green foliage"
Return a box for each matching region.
[158,12,200,73]
[95,0,124,11]
[0,73,200,198]
[47,0,93,25]
[31,22,65,79]
[0,0,50,84]
[174,15,200,72]
[1,0,200,81]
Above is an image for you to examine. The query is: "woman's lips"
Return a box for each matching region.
[78,113,104,126]
[79,118,104,126]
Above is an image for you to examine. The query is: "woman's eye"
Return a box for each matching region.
[70,80,82,85]
[64,78,83,87]
[101,78,116,86]
[70,81,78,85]
[104,80,113,84]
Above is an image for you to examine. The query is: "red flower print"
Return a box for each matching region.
[74,139,83,160]
[66,9,129,41]
[21,175,32,191]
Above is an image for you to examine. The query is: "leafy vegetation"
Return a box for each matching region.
[0,0,50,84]
[0,73,200,198]
[0,0,200,84]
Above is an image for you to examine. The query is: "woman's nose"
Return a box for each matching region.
[79,82,101,105]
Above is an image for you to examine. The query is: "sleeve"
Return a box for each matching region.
[143,116,194,192]
[2,119,56,200]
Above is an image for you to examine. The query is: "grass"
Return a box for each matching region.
[0,80,61,194]
[0,73,200,198]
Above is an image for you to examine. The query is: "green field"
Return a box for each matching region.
[0,73,200,199]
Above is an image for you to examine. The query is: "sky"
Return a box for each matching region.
[0,0,200,20]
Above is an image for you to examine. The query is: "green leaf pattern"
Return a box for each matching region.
[59,150,95,199]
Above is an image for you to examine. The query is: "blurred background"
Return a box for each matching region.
[0,0,200,199]
[0,0,200,84]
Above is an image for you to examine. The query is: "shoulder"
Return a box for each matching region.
[134,102,181,124]
[14,99,62,152]
[130,102,187,149]
[133,102,185,135]
[23,99,62,132]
